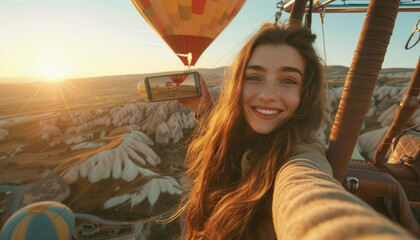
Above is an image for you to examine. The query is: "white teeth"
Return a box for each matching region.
[254,108,280,115]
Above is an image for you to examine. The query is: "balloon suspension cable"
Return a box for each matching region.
[184,65,195,73]
[320,6,332,133]
[405,18,420,50]
[275,1,284,24]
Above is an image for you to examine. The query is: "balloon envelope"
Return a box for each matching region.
[170,74,188,86]
[1,201,75,240]
[131,0,246,66]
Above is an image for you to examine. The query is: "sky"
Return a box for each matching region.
[0,0,419,81]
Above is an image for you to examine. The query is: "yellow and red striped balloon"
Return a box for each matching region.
[131,0,246,66]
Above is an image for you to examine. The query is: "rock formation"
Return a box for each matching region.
[22,169,70,206]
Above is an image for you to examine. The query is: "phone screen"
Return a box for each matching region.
[143,72,201,102]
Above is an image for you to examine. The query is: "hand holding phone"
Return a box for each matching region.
[176,75,212,116]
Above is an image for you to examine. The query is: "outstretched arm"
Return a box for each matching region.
[272,143,416,240]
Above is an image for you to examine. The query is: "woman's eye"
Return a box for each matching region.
[282,78,297,85]
[245,75,261,81]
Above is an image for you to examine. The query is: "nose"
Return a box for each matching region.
[258,80,277,103]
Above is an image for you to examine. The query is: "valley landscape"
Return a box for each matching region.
[0,66,416,239]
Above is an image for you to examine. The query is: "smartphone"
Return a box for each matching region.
[137,72,201,102]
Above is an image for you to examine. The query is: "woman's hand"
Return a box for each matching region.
[177,74,213,116]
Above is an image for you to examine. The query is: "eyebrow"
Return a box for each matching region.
[246,65,304,78]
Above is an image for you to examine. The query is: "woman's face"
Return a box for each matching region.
[242,44,305,134]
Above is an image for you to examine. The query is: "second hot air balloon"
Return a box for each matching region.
[1,201,75,240]
[131,0,246,66]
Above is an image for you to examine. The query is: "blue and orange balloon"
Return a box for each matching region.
[165,81,175,88]
[1,201,75,240]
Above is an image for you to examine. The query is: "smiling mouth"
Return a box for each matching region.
[253,107,281,115]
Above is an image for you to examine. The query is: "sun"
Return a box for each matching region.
[35,51,69,82]
[38,61,66,82]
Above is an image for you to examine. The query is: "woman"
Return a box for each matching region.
[177,23,415,239]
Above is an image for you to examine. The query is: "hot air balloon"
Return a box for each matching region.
[170,74,188,87]
[165,81,175,88]
[131,0,247,66]
[1,201,75,240]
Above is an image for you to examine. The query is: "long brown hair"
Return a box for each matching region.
[180,23,324,239]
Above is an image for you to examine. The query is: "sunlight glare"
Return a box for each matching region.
[35,51,69,82]
[38,61,66,81]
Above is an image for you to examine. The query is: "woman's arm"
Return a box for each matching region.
[272,143,416,240]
